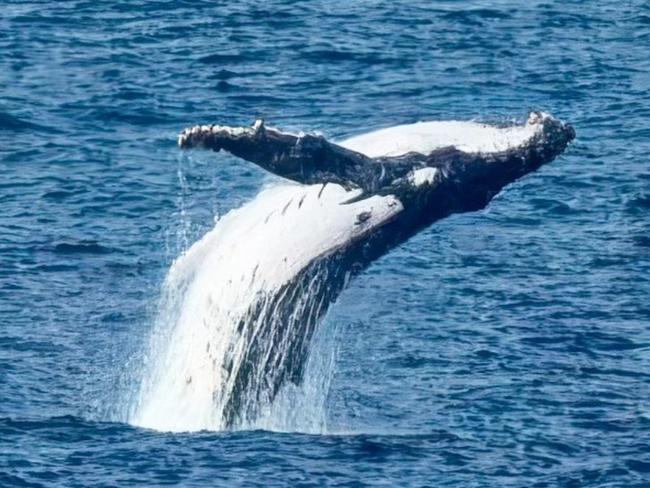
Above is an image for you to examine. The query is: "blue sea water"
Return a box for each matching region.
[1,0,650,486]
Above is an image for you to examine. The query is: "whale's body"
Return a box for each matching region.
[132,113,574,431]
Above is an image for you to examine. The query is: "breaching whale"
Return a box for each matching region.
[132,112,574,432]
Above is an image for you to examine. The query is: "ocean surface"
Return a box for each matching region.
[1,1,649,486]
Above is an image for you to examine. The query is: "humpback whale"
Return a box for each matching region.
[133,112,574,431]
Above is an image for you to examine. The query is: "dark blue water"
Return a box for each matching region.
[2,1,649,486]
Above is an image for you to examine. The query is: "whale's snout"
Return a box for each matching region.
[565,123,576,142]
[528,112,575,161]
[528,111,575,142]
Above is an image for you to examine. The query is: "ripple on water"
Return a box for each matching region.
[1,0,649,486]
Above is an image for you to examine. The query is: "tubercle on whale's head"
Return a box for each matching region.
[524,112,576,168]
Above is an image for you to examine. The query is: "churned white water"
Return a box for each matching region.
[129,119,538,432]
[129,182,402,432]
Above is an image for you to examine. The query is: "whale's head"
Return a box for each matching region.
[526,111,575,162]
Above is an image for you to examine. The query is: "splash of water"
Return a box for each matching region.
[128,181,397,432]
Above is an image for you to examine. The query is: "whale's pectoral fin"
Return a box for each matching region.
[178,112,575,203]
[179,120,378,190]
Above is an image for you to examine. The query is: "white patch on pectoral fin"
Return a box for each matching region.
[408,167,439,187]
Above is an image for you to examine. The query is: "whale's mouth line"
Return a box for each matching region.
[130,112,574,433]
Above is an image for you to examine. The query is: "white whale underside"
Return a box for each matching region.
[130,117,544,432]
